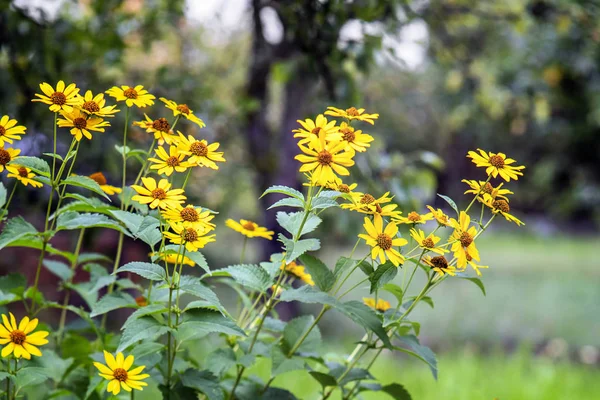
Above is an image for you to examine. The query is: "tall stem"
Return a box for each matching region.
[0,183,17,217]
[120,107,130,209]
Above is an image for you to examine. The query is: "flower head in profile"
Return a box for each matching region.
[481,194,524,226]
[426,206,450,227]
[324,179,357,194]
[93,351,149,395]
[148,145,190,176]
[281,261,315,286]
[358,214,407,267]
[162,204,216,232]
[449,211,479,269]
[89,172,121,195]
[105,85,155,108]
[163,222,216,252]
[0,116,26,146]
[133,114,175,145]
[57,108,110,141]
[131,177,186,209]
[0,147,21,172]
[337,122,374,152]
[394,211,433,225]
[226,219,274,240]
[80,90,120,118]
[410,229,447,255]
[325,106,379,125]
[463,179,513,202]
[6,166,43,188]
[152,251,195,267]
[160,98,206,128]
[293,114,342,148]
[341,191,394,214]
[0,313,49,359]
[295,133,355,186]
[363,298,391,312]
[32,80,82,113]
[424,255,456,277]
[467,149,525,182]
[176,133,225,169]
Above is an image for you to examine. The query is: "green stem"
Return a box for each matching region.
[464,175,492,214]
[131,137,157,191]
[333,253,369,295]
[101,231,124,330]
[287,306,329,357]
[181,168,192,190]
[1,183,17,217]
[240,237,248,264]
[337,277,368,300]
[50,140,81,231]
[120,107,130,210]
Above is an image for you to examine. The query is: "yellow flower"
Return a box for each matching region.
[151,251,195,267]
[133,114,176,145]
[89,172,122,195]
[281,262,315,286]
[0,147,21,172]
[0,313,48,359]
[80,90,120,118]
[410,229,447,255]
[426,206,450,227]
[148,145,190,176]
[93,351,149,395]
[57,108,110,141]
[176,132,225,170]
[131,177,186,209]
[465,253,489,276]
[226,219,274,240]
[337,122,374,152]
[467,149,525,182]
[6,165,43,188]
[324,106,379,125]
[293,114,342,148]
[423,255,456,277]
[481,194,524,226]
[295,135,355,186]
[160,98,206,128]
[363,297,391,312]
[449,212,480,269]
[105,85,155,108]
[341,191,393,213]
[394,211,434,225]
[462,179,513,202]
[162,204,216,232]
[163,222,216,252]
[0,116,26,146]
[358,214,407,267]
[324,179,357,194]
[32,80,82,113]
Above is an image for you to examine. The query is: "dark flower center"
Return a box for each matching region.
[123,88,138,99]
[166,156,180,167]
[113,368,128,382]
[338,184,350,193]
[242,221,256,231]
[176,104,191,114]
[317,150,333,166]
[0,126,5,136]
[360,194,375,204]
[489,155,505,168]
[51,92,66,105]
[493,199,510,213]
[422,238,435,248]
[376,233,393,250]
[82,101,100,113]
[10,330,26,345]
[183,228,198,242]
[407,211,421,222]
[430,256,448,269]
[0,149,11,165]
[482,182,494,194]
[18,167,28,177]
[311,127,322,136]
[346,107,360,116]
[152,118,170,133]
[340,127,356,142]
[151,188,167,200]
[180,207,199,222]
[73,117,87,130]
[459,232,473,247]
[89,172,107,185]
[190,141,208,157]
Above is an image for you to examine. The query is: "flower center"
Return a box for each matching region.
[10,330,26,345]
[176,104,191,114]
[407,211,421,222]
[492,199,510,213]
[346,107,360,116]
[317,150,333,166]
[0,149,11,165]
[113,368,128,382]
[375,204,383,213]
[18,167,28,177]
[183,228,198,242]
[151,188,167,200]
[0,126,5,136]
[430,256,448,269]
[123,88,138,99]
[242,221,256,231]
[311,127,322,136]
[180,207,199,222]
[482,182,493,194]
[340,127,355,142]
[489,155,505,168]
[73,117,87,130]
[465,252,473,262]
[360,194,375,204]
[51,92,66,105]
[152,118,170,133]
[89,172,107,185]
[82,101,100,113]
[135,296,148,307]
[422,238,435,248]
[166,156,180,167]
[459,232,473,247]
[338,184,350,193]
[376,233,393,250]
[190,141,208,157]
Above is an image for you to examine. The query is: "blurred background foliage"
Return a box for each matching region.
[1,0,599,398]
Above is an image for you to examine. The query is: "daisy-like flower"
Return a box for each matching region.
[0,313,49,359]
[57,108,110,141]
[341,191,393,214]
[426,206,450,227]
[449,212,480,269]
[295,134,355,186]
[148,145,190,176]
[225,219,274,240]
[462,179,513,202]
[0,147,21,172]
[465,252,489,276]
[133,114,176,145]
[281,262,315,286]
[162,204,216,232]
[32,80,82,113]
[0,116,26,146]
[358,214,407,267]
[105,85,155,108]
[325,179,357,194]
[89,172,122,195]
[424,255,456,277]
[337,122,374,152]
[93,351,149,395]
[363,297,391,312]
[293,114,342,148]
[6,165,43,188]
[80,90,120,118]
[325,106,379,125]
[467,149,525,182]
[410,229,447,255]
[160,98,206,128]
[152,251,195,267]
[163,222,216,252]
[176,132,225,170]
[394,211,434,225]
[131,177,186,209]
[481,194,524,226]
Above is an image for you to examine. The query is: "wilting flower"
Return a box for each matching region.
[89,172,122,195]
[281,261,315,286]
[463,179,513,202]
[160,98,206,128]
[0,147,21,172]
[0,116,26,146]
[410,229,447,255]
[363,298,391,312]
[148,145,190,176]
[152,251,195,267]
[465,253,489,276]
[467,149,525,182]
[394,211,433,225]
[226,219,274,240]
[133,114,175,145]
[481,194,524,226]
[6,166,43,188]
[57,108,110,141]
[32,80,82,113]
[80,90,120,118]
[337,122,374,152]
[105,85,155,108]
[162,204,216,232]
[176,133,225,169]
[163,222,216,252]
[358,214,407,267]
[426,206,450,227]
[293,114,342,148]
[449,212,479,269]
[424,255,456,277]
[0,313,49,359]
[131,177,186,209]
[295,134,355,186]
[93,351,149,395]
[325,106,379,125]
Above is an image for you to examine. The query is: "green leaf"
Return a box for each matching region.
[15,367,50,393]
[370,261,398,294]
[51,198,116,219]
[122,304,168,332]
[278,234,320,262]
[9,156,50,177]
[62,175,111,200]
[116,261,166,281]
[267,197,304,210]
[206,348,236,377]
[278,286,338,306]
[261,388,297,400]
[329,366,373,385]
[179,275,224,313]
[271,347,305,377]
[224,264,271,292]
[89,275,117,293]
[282,315,322,356]
[180,369,224,400]
[2,237,74,263]
[109,210,144,233]
[55,212,128,235]
[90,292,137,317]
[37,349,74,383]
[276,211,322,236]
[381,383,412,400]
[177,310,245,342]
[403,296,434,309]
[261,185,304,201]
[0,216,38,250]
[43,260,73,281]
[78,252,111,265]
[457,274,486,296]
[298,254,335,292]
[117,316,171,352]
[310,197,339,210]
[84,375,104,400]
[437,193,459,216]
[382,283,404,303]
[0,182,7,209]
[161,245,211,273]
[309,371,337,388]
[395,334,438,379]
[338,301,392,348]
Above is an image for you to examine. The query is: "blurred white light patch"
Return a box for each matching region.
[12,0,66,22]
[260,7,284,44]
[186,0,247,29]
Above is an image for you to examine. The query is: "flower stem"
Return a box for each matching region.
[464,175,492,214]
[240,237,248,264]
[287,305,329,357]
[0,183,17,218]
[120,107,130,210]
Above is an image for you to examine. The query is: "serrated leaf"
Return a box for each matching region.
[90,292,136,317]
[278,234,320,262]
[43,260,73,281]
[62,175,111,200]
[179,275,224,313]
[276,211,322,237]
[55,212,128,235]
[329,366,373,386]
[282,315,322,356]
[261,387,297,400]
[206,348,236,377]
[51,198,116,219]
[117,316,171,352]
[437,193,459,216]
[298,254,335,292]
[180,369,224,400]
[9,156,50,177]
[370,261,398,294]
[161,245,211,274]
[122,304,168,331]
[89,275,116,293]
[116,262,166,281]
[278,286,338,306]
[177,310,245,342]
[267,197,304,210]
[338,300,392,348]
[271,347,305,376]
[394,334,438,379]
[309,371,337,388]
[110,210,144,234]
[0,216,38,250]
[310,197,339,210]
[15,367,50,393]
[224,264,271,292]
[261,185,304,201]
